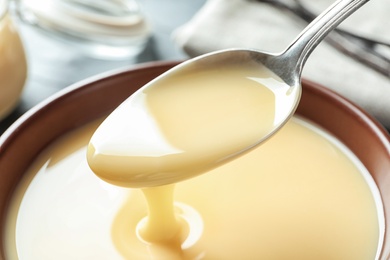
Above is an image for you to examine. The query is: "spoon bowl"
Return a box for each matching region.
[87,0,370,187]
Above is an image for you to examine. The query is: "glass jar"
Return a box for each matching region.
[0,0,27,120]
[15,0,151,60]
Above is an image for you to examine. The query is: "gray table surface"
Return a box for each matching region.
[0,0,206,134]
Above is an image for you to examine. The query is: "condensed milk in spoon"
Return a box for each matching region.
[87,60,295,188]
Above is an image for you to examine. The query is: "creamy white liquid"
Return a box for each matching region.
[4,60,383,259]
[4,117,383,259]
[87,62,299,188]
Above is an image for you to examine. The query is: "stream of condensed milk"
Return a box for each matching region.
[3,62,383,259]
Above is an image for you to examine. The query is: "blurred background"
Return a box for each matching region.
[1,0,389,133]
[0,0,206,133]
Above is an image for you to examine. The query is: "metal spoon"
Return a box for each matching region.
[88,0,370,187]
[254,0,390,77]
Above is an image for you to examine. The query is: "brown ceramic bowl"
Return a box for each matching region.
[1,61,390,259]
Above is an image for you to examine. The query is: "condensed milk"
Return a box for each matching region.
[2,59,384,259]
[3,116,383,259]
[87,61,299,188]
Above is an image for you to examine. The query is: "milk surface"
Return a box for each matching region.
[4,117,383,259]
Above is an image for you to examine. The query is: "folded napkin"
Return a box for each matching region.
[172,0,390,130]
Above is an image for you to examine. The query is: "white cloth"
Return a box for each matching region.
[172,0,390,129]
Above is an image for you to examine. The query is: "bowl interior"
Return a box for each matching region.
[1,61,389,259]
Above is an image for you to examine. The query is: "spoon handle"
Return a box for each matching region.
[281,0,370,84]
[256,0,390,78]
